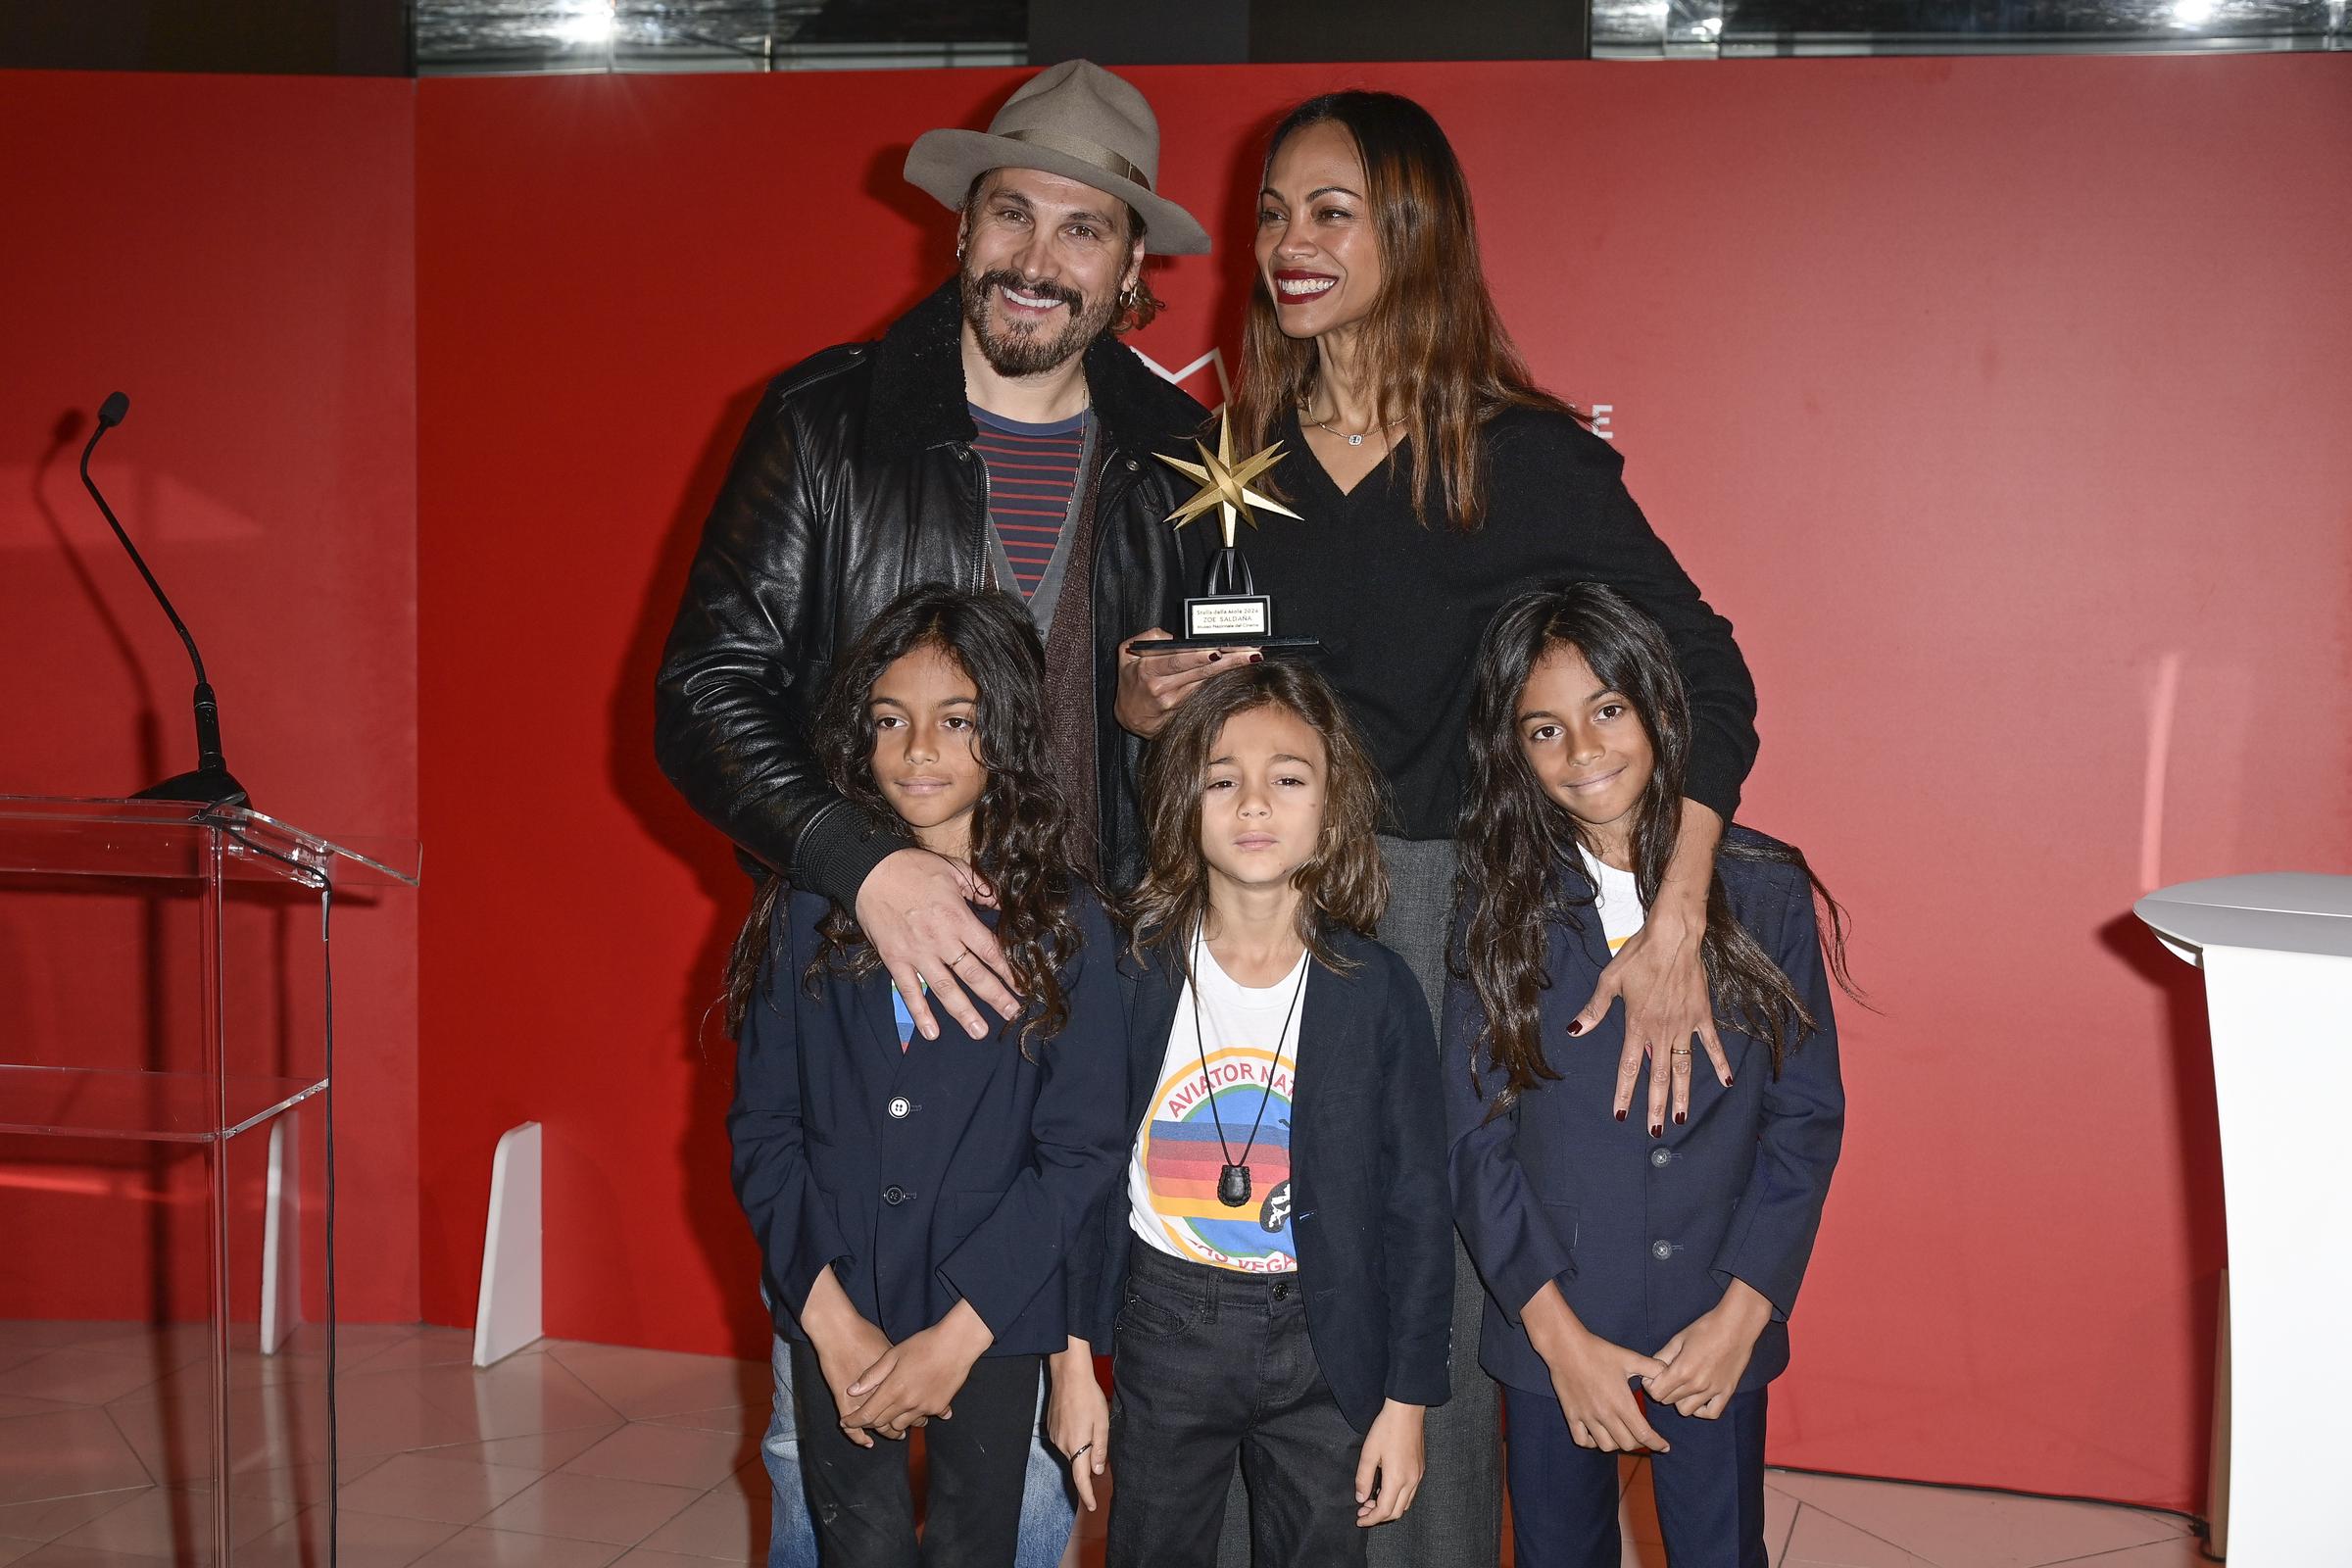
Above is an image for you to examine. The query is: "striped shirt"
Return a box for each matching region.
[970,405,1091,604]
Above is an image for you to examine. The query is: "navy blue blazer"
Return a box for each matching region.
[1444,831,1843,1397]
[1088,925,1453,1433]
[729,885,1129,1357]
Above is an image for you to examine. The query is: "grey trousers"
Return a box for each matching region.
[1212,834,1501,1568]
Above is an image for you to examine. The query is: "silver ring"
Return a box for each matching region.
[1073,1443,1093,1458]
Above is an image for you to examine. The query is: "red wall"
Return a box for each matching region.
[0,74,421,1321]
[11,53,2340,1516]
[416,57,2352,1514]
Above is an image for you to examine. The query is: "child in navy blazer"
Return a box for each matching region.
[1090,661,1453,1568]
[726,585,1129,1568]
[1445,584,1853,1568]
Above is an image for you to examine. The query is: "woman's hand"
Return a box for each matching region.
[1047,1337,1110,1511]
[1524,1283,1670,1453]
[1567,800,1733,1133]
[1354,1399,1426,1526]
[801,1271,894,1449]
[839,1298,995,1439]
[1646,1279,1772,1418]
[1115,630,1258,738]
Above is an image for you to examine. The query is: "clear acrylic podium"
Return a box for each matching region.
[0,795,418,1562]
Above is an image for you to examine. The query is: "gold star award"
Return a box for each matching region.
[1144,412,1322,654]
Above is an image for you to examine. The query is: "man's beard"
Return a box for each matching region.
[959,266,1117,377]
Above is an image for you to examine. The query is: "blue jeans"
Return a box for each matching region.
[763,1332,1079,1568]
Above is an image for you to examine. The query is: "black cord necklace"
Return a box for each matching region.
[1191,927,1310,1208]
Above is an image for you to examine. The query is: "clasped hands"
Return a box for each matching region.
[1525,1279,1773,1452]
[803,1273,994,1446]
[812,1298,995,1446]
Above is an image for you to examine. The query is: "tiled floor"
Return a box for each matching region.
[0,1320,2211,1567]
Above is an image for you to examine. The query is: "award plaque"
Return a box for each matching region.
[1136,413,1321,656]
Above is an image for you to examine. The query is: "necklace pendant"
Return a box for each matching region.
[1347,433,1365,446]
[1218,1163,1252,1207]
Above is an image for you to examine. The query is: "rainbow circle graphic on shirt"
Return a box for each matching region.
[1138,1046,1298,1272]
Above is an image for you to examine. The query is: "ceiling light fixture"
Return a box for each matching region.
[555,1,619,45]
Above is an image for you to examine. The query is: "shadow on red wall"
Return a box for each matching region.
[1,71,421,1326]
[605,373,803,1355]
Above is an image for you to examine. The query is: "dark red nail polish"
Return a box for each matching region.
[1249,653,1264,663]
[1614,1109,1626,1122]
[1207,652,1222,662]
[1649,1124,1663,1138]
[1674,1111,1688,1125]
[1724,1075,1735,1087]
[1566,1020,1585,1037]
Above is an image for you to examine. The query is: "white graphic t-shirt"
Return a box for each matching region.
[1125,940,1307,1274]
[1580,844,1645,955]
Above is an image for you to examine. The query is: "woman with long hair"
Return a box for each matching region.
[1118,91,1765,1568]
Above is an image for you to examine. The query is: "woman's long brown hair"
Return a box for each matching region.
[1230,91,1578,531]
[722,586,1098,1053]
[1127,662,1389,976]
[1454,585,1860,1113]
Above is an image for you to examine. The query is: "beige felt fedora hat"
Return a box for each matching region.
[905,60,1210,257]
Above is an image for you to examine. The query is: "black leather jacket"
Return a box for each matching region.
[655,280,1206,899]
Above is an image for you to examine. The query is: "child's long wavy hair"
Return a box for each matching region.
[722,586,1098,1050]
[1127,662,1389,975]
[1454,584,1858,1111]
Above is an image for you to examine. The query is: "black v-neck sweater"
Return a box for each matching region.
[1242,407,1757,840]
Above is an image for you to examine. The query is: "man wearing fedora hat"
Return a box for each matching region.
[657,59,1229,1568]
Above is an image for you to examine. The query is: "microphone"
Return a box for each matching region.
[80,392,249,808]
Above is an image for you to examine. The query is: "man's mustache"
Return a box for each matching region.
[970,269,1084,311]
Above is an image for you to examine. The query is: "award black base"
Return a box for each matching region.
[1132,634,1320,656]
[1133,545,1320,656]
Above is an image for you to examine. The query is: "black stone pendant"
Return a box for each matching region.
[1218,1163,1252,1207]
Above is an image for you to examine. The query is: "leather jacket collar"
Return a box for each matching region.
[863,278,1203,466]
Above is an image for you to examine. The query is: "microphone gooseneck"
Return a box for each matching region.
[79,392,248,808]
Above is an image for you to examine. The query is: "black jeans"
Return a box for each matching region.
[789,1338,1042,1568]
[1215,835,1495,1568]
[1106,1247,1366,1568]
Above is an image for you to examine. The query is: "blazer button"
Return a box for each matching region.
[883,1185,908,1206]
[1124,457,1140,471]
[888,1097,911,1119]
[1650,1147,1672,1168]
[1650,1239,1673,1261]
